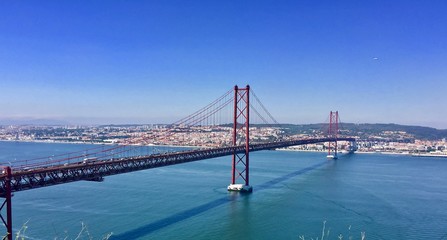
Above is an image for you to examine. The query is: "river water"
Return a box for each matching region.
[0,141,446,239]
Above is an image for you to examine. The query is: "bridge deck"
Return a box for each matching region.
[0,137,354,195]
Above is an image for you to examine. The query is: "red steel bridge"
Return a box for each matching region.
[0,85,355,239]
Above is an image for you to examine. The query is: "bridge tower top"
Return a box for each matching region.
[328,111,339,139]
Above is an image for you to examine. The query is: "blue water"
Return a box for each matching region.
[1,141,447,239]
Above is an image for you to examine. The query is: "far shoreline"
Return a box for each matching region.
[2,139,446,158]
[275,147,447,158]
[0,139,200,149]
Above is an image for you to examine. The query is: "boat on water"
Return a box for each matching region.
[327,154,338,160]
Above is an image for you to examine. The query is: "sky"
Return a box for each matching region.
[0,1,446,128]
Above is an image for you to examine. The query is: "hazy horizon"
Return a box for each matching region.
[1,116,446,130]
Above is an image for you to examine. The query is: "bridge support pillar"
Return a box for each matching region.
[228,85,252,193]
[0,166,13,240]
[349,140,358,153]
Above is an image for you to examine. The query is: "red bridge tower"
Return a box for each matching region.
[228,85,253,193]
[0,166,13,240]
[327,111,339,160]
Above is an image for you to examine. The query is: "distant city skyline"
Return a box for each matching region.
[1,1,446,129]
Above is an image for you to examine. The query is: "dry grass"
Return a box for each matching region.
[6,221,112,240]
[299,221,366,240]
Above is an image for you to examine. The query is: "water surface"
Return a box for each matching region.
[1,142,446,239]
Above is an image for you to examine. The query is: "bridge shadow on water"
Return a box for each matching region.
[111,161,328,239]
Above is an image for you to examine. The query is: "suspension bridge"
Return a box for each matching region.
[0,85,355,239]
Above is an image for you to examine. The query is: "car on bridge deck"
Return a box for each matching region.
[82,157,98,164]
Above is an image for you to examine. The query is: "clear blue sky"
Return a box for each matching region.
[1,1,446,128]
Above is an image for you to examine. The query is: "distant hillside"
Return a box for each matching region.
[342,123,447,140]
[274,123,447,141]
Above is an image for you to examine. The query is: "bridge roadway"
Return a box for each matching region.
[0,137,354,196]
